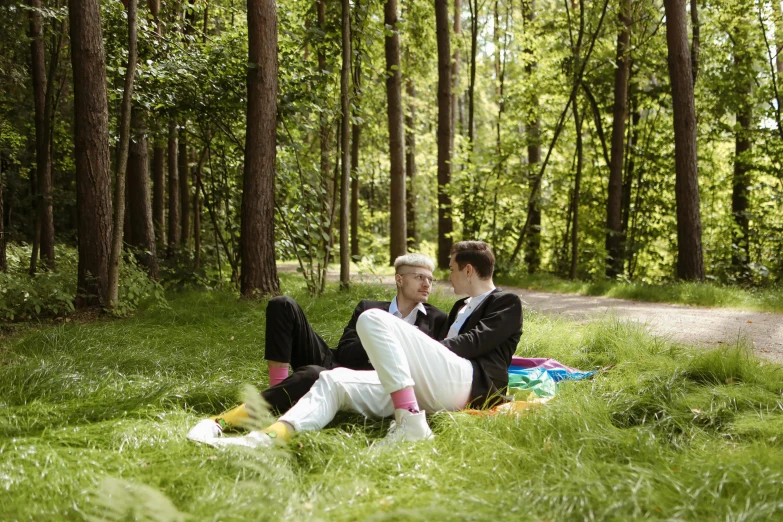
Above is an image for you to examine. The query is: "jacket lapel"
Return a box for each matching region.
[458,288,500,334]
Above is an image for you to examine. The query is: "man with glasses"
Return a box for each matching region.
[190,241,522,449]
[187,253,446,442]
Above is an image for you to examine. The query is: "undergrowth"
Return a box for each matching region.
[1,282,781,521]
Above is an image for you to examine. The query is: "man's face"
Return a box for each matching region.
[395,266,434,303]
[448,255,470,295]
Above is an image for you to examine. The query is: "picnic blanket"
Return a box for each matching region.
[464,357,596,416]
[508,357,596,398]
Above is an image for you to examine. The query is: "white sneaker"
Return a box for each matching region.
[211,430,276,449]
[186,419,222,445]
[378,409,434,447]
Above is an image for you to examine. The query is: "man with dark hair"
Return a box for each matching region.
[191,241,522,448]
[187,254,447,442]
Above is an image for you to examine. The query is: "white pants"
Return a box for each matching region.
[279,309,473,432]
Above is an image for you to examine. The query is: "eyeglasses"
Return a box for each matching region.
[401,273,436,284]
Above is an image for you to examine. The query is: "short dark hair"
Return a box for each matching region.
[450,241,495,279]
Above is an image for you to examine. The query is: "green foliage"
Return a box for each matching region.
[0,244,166,321]
[1,287,782,520]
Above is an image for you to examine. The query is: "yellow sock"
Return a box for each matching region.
[211,403,251,431]
[262,421,293,443]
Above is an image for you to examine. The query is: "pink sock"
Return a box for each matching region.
[391,387,419,413]
[269,367,288,387]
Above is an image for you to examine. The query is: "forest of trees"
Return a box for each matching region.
[1,0,782,309]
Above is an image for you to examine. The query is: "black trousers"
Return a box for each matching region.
[261,296,336,415]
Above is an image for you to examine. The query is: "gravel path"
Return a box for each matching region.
[280,265,783,365]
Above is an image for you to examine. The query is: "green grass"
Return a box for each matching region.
[1,280,782,520]
[496,272,783,313]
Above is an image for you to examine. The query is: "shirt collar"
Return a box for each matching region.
[390,297,427,317]
[464,288,495,307]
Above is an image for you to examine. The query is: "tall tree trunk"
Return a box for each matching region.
[241,0,280,297]
[663,0,704,280]
[570,100,584,279]
[179,132,190,249]
[350,37,362,260]
[732,34,752,279]
[167,121,180,254]
[405,77,418,250]
[350,123,360,259]
[193,151,202,269]
[523,0,541,273]
[437,0,454,269]
[690,0,699,85]
[317,0,333,225]
[152,141,165,246]
[606,0,631,279]
[451,0,460,166]
[0,157,5,272]
[28,0,56,271]
[69,0,113,307]
[339,0,351,288]
[127,107,159,279]
[385,0,406,264]
[774,0,783,74]
[108,0,138,308]
[462,0,478,237]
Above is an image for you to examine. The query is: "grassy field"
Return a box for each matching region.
[495,272,783,313]
[1,277,782,521]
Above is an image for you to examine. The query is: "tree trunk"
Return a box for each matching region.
[339,0,351,288]
[462,0,478,237]
[523,0,540,273]
[241,0,280,297]
[193,152,202,269]
[28,0,55,271]
[167,120,180,254]
[663,0,704,280]
[605,0,630,279]
[570,100,584,280]
[179,132,190,249]
[774,0,783,74]
[732,35,752,279]
[127,106,159,279]
[0,157,5,272]
[107,0,138,308]
[690,0,699,85]
[451,0,460,167]
[69,0,113,307]
[437,0,453,269]
[385,0,406,264]
[152,141,165,246]
[405,77,418,250]
[350,41,362,260]
[350,123,360,259]
[317,0,333,224]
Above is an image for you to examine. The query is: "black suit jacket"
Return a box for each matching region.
[441,289,523,408]
[333,299,449,370]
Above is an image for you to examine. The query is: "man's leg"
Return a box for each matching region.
[206,368,393,448]
[356,309,473,441]
[261,365,327,415]
[278,368,393,432]
[265,296,334,385]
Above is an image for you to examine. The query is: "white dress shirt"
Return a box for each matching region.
[446,288,495,339]
[388,297,427,326]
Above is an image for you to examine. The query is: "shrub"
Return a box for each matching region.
[0,243,166,321]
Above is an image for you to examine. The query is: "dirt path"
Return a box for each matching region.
[286,265,783,365]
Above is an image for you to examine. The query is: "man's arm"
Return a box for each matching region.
[439,292,523,360]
